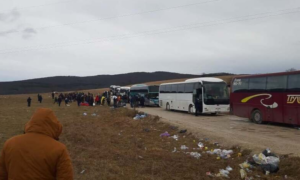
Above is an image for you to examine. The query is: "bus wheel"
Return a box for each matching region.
[166,103,170,111]
[211,113,217,116]
[188,105,193,114]
[252,110,263,124]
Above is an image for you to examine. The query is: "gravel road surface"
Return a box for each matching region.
[136,107,300,156]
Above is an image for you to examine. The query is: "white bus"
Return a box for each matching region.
[110,85,121,95]
[120,87,130,96]
[159,78,230,114]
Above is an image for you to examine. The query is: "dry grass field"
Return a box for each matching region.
[1,92,300,180]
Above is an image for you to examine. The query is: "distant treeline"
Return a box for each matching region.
[0,72,233,95]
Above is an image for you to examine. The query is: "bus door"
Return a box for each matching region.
[284,94,299,125]
[270,93,285,123]
[193,88,203,113]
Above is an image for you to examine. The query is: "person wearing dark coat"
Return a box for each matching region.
[195,98,201,116]
[38,95,43,103]
[54,97,58,104]
[27,97,32,107]
[51,92,55,99]
[58,97,62,107]
[140,96,145,107]
[106,96,111,106]
[76,95,81,107]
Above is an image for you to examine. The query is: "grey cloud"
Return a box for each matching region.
[0,0,300,81]
[22,28,37,39]
[0,29,17,36]
[0,9,20,22]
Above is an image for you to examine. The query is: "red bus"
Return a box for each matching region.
[230,71,300,125]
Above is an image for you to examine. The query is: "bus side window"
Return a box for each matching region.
[184,83,193,93]
[267,75,287,92]
[288,74,300,92]
[166,85,171,93]
[178,84,184,93]
[232,78,249,92]
[171,85,178,93]
[249,77,267,92]
[160,85,165,93]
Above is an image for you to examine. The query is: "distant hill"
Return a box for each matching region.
[0,72,233,95]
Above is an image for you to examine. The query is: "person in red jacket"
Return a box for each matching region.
[0,108,74,180]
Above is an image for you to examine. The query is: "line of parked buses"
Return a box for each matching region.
[110,70,300,126]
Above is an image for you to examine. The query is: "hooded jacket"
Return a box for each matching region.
[0,108,73,180]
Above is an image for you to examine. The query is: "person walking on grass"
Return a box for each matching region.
[65,97,69,106]
[0,108,74,180]
[58,97,62,107]
[38,95,43,103]
[27,97,31,107]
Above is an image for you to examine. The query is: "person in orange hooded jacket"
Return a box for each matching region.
[0,108,74,180]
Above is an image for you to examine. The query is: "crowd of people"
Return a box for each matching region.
[130,95,145,108]
[51,91,126,108]
[26,90,149,109]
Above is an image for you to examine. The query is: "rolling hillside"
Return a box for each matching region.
[0,72,233,95]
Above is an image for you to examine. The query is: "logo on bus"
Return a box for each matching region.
[241,94,278,109]
[287,95,300,104]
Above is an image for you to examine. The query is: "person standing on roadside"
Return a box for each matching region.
[195,98,201,116]
[27,97,32,107]
[0,108,74,180]
[113,95,117,108]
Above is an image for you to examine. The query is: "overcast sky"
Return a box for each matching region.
[0,0,299,81]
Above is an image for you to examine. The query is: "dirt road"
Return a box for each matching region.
[136,107,300,156]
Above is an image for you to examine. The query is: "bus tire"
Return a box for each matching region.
[188,105,193,114]
[211,113,217,115]
[166,103,170,111]
[252,110,263,124]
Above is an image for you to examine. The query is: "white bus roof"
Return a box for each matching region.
[185,77,224,83]
[161,77,224,85]
[120,87,131,90]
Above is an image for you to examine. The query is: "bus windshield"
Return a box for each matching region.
[120,89,128,93]
[203,81,229,105]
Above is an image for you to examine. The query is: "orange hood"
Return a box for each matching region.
[25,108,62,140]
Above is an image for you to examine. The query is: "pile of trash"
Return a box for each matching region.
[206,149,234,159]
[133,113,147,120]
[206,166,233,178]
[239,148,280,179]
